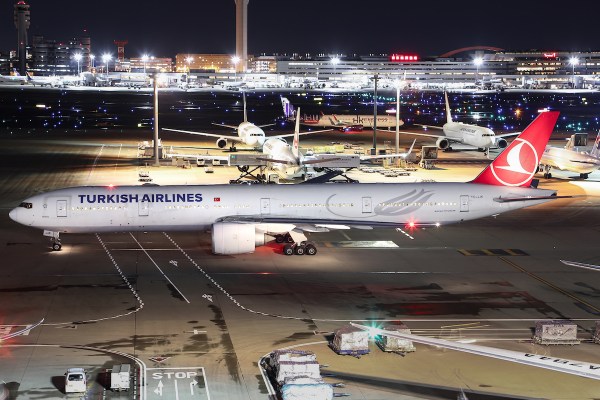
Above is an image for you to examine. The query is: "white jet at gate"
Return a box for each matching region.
[400,92,518,155]
[539,131,600,179]
[163,92,313,152]
[10,112,563,255]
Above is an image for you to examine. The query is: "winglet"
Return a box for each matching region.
[292,107,300,159]
[471,111,559,187]
[444,92,453,124]
[405,138,416,158]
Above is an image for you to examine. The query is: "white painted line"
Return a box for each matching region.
[130,233,190,304]
[86,144,104,184]
[43,234,145,327]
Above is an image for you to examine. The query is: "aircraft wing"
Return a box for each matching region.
[360,139,416,161]
[216,215,437,228]
[399,130,464,144]
[256,123,276,129]
[496,131,521,138]
[415,124,444,130]
[211,123,240,130]
[272,128,333,139]
[350,322,600,381]
[162,128,245,143]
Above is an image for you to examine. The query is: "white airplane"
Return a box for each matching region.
[281,97,401,132]
[163,92,315,152]
[539,131,600,179]
[10,111,562,255]
[400,92,518,155]
[350,322,600,381]
[166,107,414,181]
[25,72,69,88]
[0,69,27,84]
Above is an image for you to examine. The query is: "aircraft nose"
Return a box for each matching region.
[9,208,18,222]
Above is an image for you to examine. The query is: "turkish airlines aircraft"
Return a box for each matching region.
[539,131,600,179]
[163,92,310,151]
[401,92,518,155]
[350,322,600,381]
[10,112,561,255]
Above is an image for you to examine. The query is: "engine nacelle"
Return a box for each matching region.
[216,138,228,149]
[211,223,265,255]
[496,138,508,149]
[436,137,450,150]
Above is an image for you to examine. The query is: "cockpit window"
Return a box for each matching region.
[19,202,32,209]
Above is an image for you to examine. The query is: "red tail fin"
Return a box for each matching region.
[471,111,559,187]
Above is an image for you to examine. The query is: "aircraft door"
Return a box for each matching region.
[139,201,149,216]
[56,200,68,217]
[362,197,372,214]
[260,198,271,215]
[460,195,469,212]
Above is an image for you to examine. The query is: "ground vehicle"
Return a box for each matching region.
[65,368,86,393]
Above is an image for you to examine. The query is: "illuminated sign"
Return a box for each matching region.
[543,52,557,59]
[390,54,419,62]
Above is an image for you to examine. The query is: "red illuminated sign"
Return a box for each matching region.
[543,52,557,59]
[390,54,419,62]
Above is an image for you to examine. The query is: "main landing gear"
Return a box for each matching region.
[541,164,553,179]
[275,233,318,256]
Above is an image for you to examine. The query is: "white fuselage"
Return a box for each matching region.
[304,114,397,128]
[541,146,600,174]
[261,137,306,179]
[442,122,497,149]
[10,183,555,234]
[237,121,266,147]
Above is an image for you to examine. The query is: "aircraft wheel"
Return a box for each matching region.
[285,233,294,243]
[294,245,305,255]
[547,173,552,178]
[275,234,284,243]
[581,173,589,179]
[305,243,317,256]
[52,243,62,251]
[283,244,294,256]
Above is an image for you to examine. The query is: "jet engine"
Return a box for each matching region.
[436,137,450,150]
[496,138,508,149]
[216,138,228,149]
[211,223,266,255]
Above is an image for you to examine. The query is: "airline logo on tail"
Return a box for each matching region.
[472,111,559,187]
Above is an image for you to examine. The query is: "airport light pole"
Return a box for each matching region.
[473,57,483,85]
[185,56,193,74]
[395,78,401,165]
[89,54,95,71]
[372,74,379,154]
[102,53,111,79]
[141,54,149,75]
[569,56,579,88]
[231,56,240,81]
[73,53,82,75]
[331,56,340,82]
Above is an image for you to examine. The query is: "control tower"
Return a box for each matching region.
[235,0,249,73]
[14,1,30,75]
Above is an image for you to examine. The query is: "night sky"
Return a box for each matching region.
[1,0,598,58]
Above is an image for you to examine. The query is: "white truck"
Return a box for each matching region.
[65,368,87,393]
[110,364,131,391]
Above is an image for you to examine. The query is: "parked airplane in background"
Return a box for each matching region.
[0,69,27,84]
[281,97,402,131]
[539,131,600,179]
[350,322,600,381]
[400,92,518,156]
[26,72,81,88]
[10,111,562,256]
[164,92,320,152]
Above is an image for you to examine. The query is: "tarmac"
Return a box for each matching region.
[1,130,600,399]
